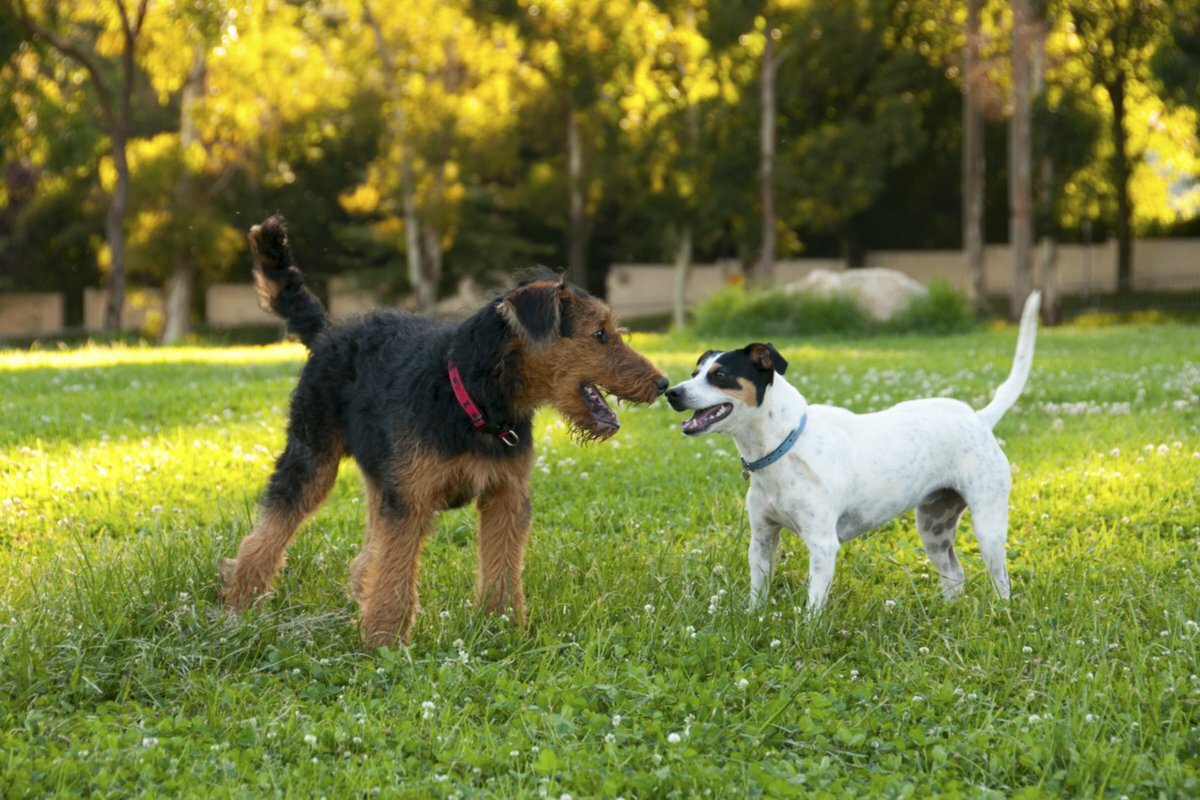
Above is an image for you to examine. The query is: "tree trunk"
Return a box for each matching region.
[1108,74,1133,294]
[566,103,587,287]
[755,28,777,285]
[162,45,206,344]
[1040,234,1058,325]
[403,161,424,309]
[418,163,445,314]
[1009,0,1034,321]
[671,223,693,329]
[963,0,987,312]
[104,132,130,332]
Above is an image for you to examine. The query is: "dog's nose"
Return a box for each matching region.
[665,385,682,402]
[654,376,669,395]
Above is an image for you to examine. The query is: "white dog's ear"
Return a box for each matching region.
[744,342,788,375]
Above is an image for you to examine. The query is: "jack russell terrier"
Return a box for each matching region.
[666,292,1041,613]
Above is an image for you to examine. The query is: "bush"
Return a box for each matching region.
[886,278,977,334]
[689,277,977,337]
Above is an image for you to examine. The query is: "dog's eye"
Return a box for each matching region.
[593,329,608,344]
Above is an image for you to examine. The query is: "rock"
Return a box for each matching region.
[783,267,928,322]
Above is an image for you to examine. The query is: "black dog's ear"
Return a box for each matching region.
[695,349,718,367]
[743,342,788,375]
[498,281,561,345]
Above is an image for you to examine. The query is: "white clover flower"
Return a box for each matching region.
[1085,714,1096,723]
[421,700,436,720]
[304,734,317,746]
[912,695,924,703]
[667,732,682,744]
[737,678,750,690]
[770,639,782,648]
[1022,646,1033,654]
[1028,714,1041,724]
[141,737,158,747]
[918,646,929,655]
[884,599,896,611]
[612,714,622,726]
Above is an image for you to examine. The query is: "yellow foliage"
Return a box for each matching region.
[340,183,382,215]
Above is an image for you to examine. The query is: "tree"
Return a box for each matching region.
[5,0,150,331]
[343,0,532,308]
[963,0,987,312]
[1067,0,1174,294]
[1010,0,1036,319]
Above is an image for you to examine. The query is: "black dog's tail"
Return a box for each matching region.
[248,214,329,349]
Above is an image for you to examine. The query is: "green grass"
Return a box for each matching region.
[1,324,1198,798]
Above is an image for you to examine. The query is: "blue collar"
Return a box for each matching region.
[741,414,807,480]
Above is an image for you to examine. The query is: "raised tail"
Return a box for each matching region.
[248,214,329,349]
[976,290,1041,430]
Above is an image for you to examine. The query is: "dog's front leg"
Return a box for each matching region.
[797,515,839,618]
[748,512,781,609]
[476,473,532,623]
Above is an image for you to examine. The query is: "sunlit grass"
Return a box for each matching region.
[0,323,1197,797]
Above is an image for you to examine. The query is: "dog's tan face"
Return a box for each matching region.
[500,280,668,442]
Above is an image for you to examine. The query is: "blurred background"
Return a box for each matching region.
[1,0,1199,341]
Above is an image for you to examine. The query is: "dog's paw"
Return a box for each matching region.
[218,557,260,610]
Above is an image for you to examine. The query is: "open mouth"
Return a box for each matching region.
[580,383,619,430]
[681,403,732,435]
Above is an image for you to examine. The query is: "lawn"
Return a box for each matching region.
[0,323,1197,798]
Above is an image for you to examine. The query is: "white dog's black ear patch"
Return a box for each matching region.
[744,342,788,375]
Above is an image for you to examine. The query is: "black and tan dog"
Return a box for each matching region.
[219,215,667,647]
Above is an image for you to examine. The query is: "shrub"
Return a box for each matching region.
[886,278,977,334]
[689,277,977,337]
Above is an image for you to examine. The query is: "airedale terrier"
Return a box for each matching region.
[219,215,667,647]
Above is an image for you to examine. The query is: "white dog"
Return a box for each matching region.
[666,292,1041,613]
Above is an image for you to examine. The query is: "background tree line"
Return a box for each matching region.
[1,0,1198,337]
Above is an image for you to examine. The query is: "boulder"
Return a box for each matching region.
[783,267,928,321]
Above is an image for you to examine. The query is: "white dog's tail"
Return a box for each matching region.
[977,291,1042,430]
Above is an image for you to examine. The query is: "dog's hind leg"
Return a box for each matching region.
[916,490,968,600]
[221,430,342,609]
[348,476,384,603]
[476,471,532,623]
[968,496,1012,600]
[358,503,435,648]
[961,468,1013,600]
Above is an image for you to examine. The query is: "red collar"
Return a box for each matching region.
[447,359,519,447]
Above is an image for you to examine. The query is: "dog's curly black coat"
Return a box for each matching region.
[250,215,567,478]
[224,214,667,646]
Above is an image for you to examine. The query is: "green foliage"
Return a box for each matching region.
[690,278,977,338]
[887,278,979,334]
[3,0,1200,301]
[0,326,1198,796]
